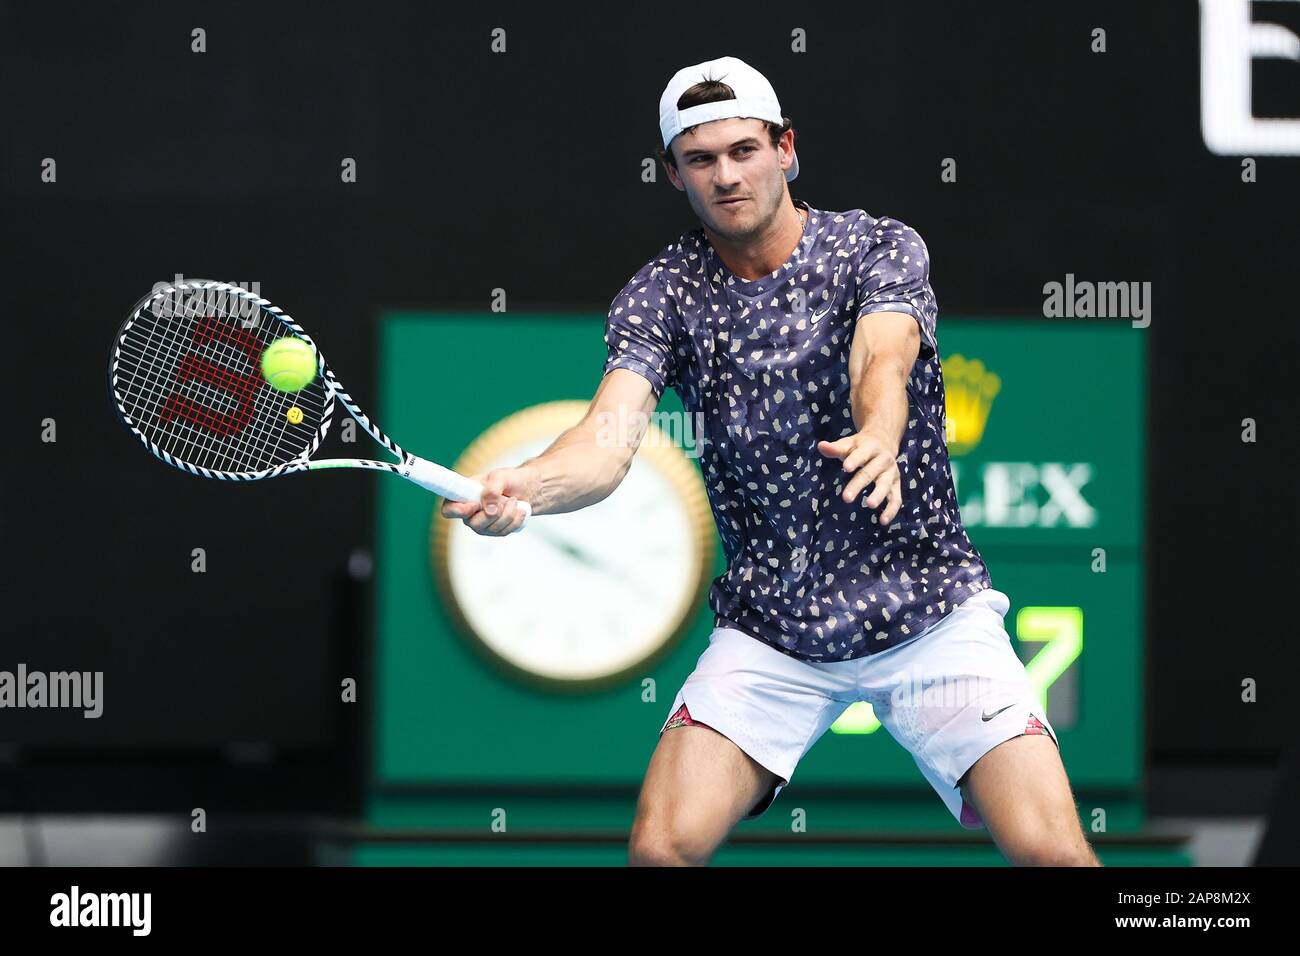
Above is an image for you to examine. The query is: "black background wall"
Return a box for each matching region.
[1,0,1295,811]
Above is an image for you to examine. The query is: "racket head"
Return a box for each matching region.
[109,279,335,480]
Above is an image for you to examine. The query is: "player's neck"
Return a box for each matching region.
[705,200,806,282]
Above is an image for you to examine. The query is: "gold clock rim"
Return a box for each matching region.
[430,399,715,693]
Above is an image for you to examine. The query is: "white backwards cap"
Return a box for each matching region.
[658,55,798,181]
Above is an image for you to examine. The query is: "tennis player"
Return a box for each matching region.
[441,55,1100,867]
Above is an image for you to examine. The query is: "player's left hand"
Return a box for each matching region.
[817,431,904,525]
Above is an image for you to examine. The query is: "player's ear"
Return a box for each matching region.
[660,148,685,191]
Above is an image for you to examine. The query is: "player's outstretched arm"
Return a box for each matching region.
[816,310,920,527]
[440,368,659,536]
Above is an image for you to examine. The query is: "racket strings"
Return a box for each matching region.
[171,294,328,471]
[113,286,329,474]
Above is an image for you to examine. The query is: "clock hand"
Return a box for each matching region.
[529,525,606,572]
[531,527,658,602]
[584,554,666,607]
[528,526,669,602]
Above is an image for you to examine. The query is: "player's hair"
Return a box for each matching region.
[656,80,794,172]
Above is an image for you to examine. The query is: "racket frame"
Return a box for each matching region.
[109,279,529,521]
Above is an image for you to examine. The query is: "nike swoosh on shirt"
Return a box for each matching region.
[980,704,1015,722]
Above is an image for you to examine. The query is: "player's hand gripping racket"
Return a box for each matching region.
[108,278,530,528]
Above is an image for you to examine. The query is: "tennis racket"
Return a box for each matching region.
[108,278,531,527]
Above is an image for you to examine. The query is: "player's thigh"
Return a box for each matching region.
[959,733,1098,866]
[629,723,780,866]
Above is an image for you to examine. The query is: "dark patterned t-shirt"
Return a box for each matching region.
[603,199,992,661]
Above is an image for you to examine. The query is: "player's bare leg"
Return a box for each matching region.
[959,733,1101,866]
[629,722,780,866]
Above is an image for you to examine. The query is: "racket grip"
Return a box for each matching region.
[404,456,531,530]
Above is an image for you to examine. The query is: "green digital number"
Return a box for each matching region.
[1014,606,1083,712]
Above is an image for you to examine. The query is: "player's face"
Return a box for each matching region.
[669,118,791,242]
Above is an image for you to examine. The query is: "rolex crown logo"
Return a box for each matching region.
[943,354,1001,456]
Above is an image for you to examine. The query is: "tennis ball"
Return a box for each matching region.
[261,338,317,392]
[286,406,304,425]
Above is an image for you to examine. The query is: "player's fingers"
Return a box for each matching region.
[507,506,528,534]
[842,470,876,504]
[506,496,530,532]
[881,481,904,525]
[843,454,887,502]
[470,496,504,535]
[465,494,503,533]
[480,470,508,517]
[817,437,853,460]
[480,496,517,535]
[465,509,496,534]
[874,479,901,525]
[845,433,894,473]
[864,463,899,508]
[841,441,877,474]
[441,497,479,519]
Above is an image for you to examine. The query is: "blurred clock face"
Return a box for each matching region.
[433,403,713,688]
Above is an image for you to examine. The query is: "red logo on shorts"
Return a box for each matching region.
[663,703,712,732]
[1023,713,1058,747]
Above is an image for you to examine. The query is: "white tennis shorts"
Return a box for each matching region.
[658,588,1058,829]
